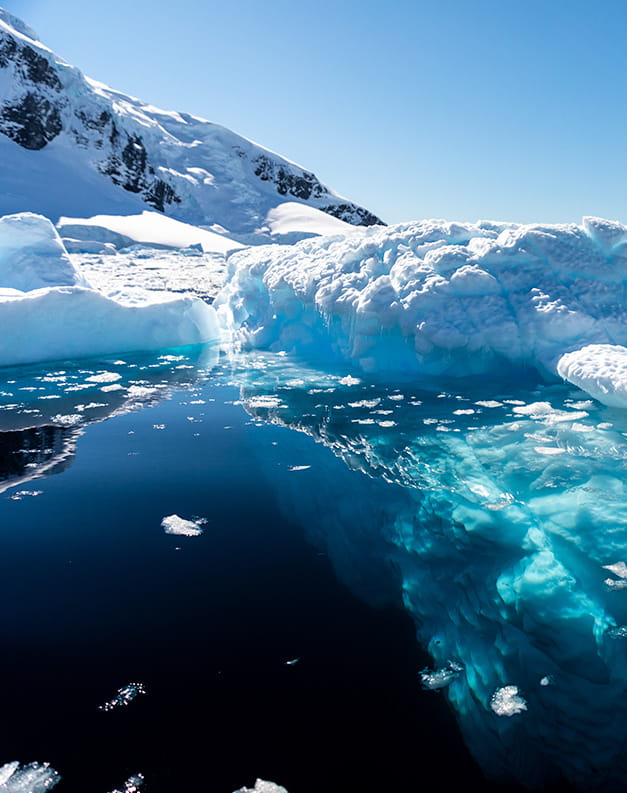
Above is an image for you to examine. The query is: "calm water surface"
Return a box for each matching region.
[0,347,602,792]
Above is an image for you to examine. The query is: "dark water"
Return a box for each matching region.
[0,351,580,793]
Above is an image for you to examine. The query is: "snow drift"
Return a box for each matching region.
[0,213,219,367]
[217,216,627,406]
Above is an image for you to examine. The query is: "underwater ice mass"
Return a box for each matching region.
[232,356,627,790]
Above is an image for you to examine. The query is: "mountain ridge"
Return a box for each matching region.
[0,8,383,234]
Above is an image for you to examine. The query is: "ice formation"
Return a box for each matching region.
[161,514,206,537]
[0,213,220,367]
[232,352,627,789]
[0,761,59,792]
[233,781,288,793]
[107,774,144,793]
[99,682,147,712]
[217,216,627,407]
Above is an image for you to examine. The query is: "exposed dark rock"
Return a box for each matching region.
[320,202,384,227]
[18,44,61,89]
[253,154,327,201]
[0,91,62,149]
[0,33,17,68]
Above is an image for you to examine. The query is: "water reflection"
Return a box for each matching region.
[234,353,627,792]
[0,344,219,494]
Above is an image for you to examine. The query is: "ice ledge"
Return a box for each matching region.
[558,344,627,408]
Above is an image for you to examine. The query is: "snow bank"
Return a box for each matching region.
[263,201,356,241]
[58,211,243,254]
[216,216,627,405]
[0,213,220,367]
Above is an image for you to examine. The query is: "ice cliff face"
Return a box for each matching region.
[0,8,382,232]
[216,216,627,406]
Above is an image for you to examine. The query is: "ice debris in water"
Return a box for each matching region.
[233,781,288,793]
[107,774,144,793]
[490,686,528,716]
[0,761,59,791]
[420,661,463,690]
[607,626,627,638]
[161,514,206,537]
[99,682,147,712]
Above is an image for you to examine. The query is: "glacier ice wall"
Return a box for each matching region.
[216,216,627,406]
[232,353,627,791]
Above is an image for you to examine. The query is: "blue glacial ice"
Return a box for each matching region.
[216,216,627,407]
[230,352,627,790]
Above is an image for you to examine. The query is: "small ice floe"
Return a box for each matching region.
[338,375,361,386]
[99,682,147,712]
[86,372,122,384]
[540,676,554,686]
[287,465,310,472]
[161,514,206,537]
[603,561,627,590]
[490,685,527,716]
[419,661,463,690]
[284,657,300,666]
[233,781,289,793]
[608,625,627,638]
[0,761,59,791]
[108,774,144,793]
[153,424,166,430]
[8,490,43,501]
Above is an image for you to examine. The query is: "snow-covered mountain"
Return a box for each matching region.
[0,8,383,234]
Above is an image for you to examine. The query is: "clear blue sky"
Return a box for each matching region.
[4,0,627,225]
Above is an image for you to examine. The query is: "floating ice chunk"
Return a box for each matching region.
[338,376,361,386]
[287,465,311,472]
[233,781,288,793]
[420,661,463,690]
[161,514,206,537]
[107,774,144,793]
[540,676,554,687]
[607,626,627,638]
[0,761,59,791]
[284,657,300,666]
[603,561,627,578]
[558,345,627,408]
[86,372,122,384]
[99,682,147,712]
[490,686,527,716]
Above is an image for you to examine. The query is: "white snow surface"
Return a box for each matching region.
[58,211,243,255]
[0,761,59,792]
[263,201,355,240]
[489,686,528,717]
[216,216,627,406]
[0,213,219,367]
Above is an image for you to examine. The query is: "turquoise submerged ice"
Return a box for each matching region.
[231,353,627,791]
[216,216,627,406]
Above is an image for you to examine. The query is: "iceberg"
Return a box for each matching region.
[0,213,220,367]
[216,216,627,407]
